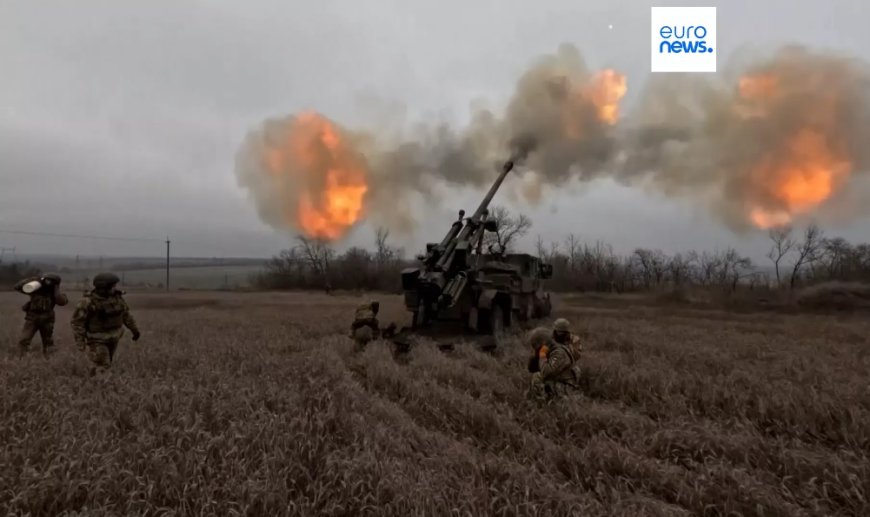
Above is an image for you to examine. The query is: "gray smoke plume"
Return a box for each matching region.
[372,43,619,185]
[235,43,870,240]
[235,43,621,239]
[615,45,870,231]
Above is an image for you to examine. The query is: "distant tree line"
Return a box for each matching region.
[252,228,407,292]
[253,207,870,294]
[113,258,267,271]
[535,222,870,293]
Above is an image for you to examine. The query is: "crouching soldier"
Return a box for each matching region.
[350,301,380,349]
[71,273,141,376]
[349,301,398,350]
[528,318,582,403]
[13,273,68,356]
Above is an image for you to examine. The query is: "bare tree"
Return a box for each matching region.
[790,223,825,289]
[483,206,532,253]
[373,226,403,290]
[533,236,564,275]
[535,235,547,260]
[374,227,396,266]
[652,250,669,286]
[818,237,850,281]
[632,249,651,289]
[296,235,334,283]
[720,248,753,291]
[667,252,694,287]
[694,251,723,286]
[854,244,870,281]
[564,233,580,274]
[766,225,795,286]
[585,240,616,291]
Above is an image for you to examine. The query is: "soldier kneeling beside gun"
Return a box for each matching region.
[527,318,583,402]
[349,301,397,350]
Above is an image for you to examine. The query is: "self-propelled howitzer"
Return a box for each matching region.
[399,159,553,349]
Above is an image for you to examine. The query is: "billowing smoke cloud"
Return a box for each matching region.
[366,44,626,189]
[235,43,625,240]
[235,43,870,241]
[235,112,371,241]
[616,45,870,231]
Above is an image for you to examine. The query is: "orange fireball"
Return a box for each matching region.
[586,69,628,125]
[562,68,628,139]
[736,70,853,229]
[264,111,368,240]
[748,128,850,229]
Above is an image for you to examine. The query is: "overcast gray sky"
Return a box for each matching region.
[1,0,868,261]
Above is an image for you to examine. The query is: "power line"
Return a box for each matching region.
[0,229,163,243]
[2,228,174,291]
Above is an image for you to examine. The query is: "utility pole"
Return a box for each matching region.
[165,237,170,291]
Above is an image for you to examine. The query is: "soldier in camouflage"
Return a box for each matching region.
[527,318,582,402]
[349,301,398,350]
[13,272,69,356]
[350,301,381,350]
[70,272,141,376]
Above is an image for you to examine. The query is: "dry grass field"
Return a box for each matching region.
[1,289,869,516]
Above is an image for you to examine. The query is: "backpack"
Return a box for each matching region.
[91,293,126,328]
[546,344,580,387]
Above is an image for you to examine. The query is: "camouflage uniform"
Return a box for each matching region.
[350,301,380,350]
[14,273,68,356]
[528,318,582,402]
[70,273,140,376]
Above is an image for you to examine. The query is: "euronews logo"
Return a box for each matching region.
[651,7,717,72]
[659,25,713,54]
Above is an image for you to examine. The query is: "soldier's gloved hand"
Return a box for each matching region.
[132,330,141,341]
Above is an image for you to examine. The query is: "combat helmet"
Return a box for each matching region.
[553,318,571,333]
[93,272,121,290]
[42,272,62,284]
[527,326,553,351]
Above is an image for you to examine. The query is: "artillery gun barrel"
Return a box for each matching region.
[471,160,514,219]
[434,159,515,272]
